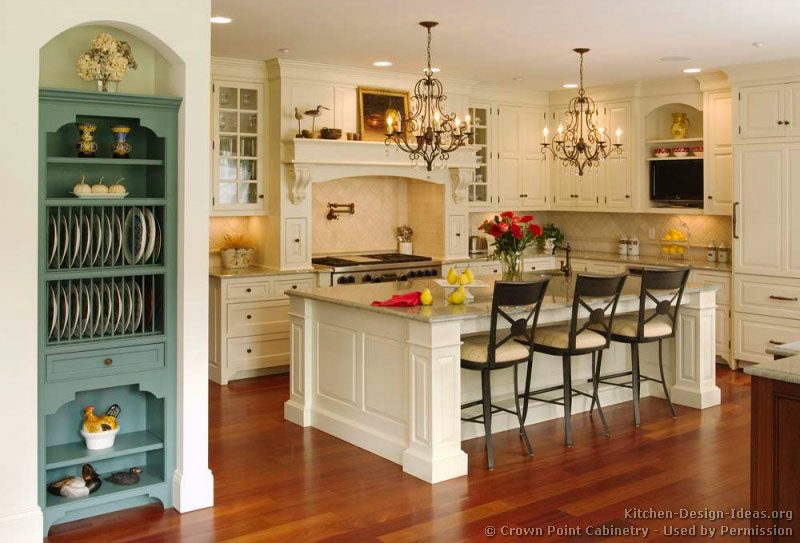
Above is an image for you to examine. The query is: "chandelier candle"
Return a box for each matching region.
[384,21,474,171]
[542,48,623,176]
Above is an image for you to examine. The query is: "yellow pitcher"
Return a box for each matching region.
[671,113,689,139]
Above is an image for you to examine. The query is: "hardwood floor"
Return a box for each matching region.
[47,367,752,542]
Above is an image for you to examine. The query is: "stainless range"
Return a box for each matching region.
[312,253,441,285]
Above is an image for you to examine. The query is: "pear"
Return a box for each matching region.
[449,286,467,305]
[463,268,474,284]
[420,288,433,306]
[457,273,471,286]
[446,267,458,285]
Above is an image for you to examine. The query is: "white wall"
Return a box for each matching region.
[0,2,212,541]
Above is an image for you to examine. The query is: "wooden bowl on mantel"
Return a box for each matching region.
[320,128,342,140]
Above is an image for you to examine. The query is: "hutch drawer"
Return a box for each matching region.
[46,343,165,382]
[226,300,289,337]
[735,273,800,319]
[227,280,271,300]
[272,277,315,299]
[227,335,290,370]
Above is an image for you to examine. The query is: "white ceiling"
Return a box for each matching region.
[211,0,800,90]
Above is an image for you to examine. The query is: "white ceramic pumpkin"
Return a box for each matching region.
[109,177,126,194]
[91,177,109,193]
[73,175,91,194]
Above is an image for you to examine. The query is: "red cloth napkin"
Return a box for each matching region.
[371,291,422,307]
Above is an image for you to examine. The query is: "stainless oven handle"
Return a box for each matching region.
[733,202,739,239]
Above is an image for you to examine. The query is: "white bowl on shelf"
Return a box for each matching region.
[81,427,119,450]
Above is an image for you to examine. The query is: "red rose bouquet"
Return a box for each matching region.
[478,212,542,280]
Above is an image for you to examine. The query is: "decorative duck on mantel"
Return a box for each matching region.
[47,464,102,498]
[83,404,120,433]
[105,467,142,485]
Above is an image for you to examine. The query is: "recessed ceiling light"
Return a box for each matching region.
[752,41,766,48]
[278,48,290,54]
[660,56,690,62]
[513,77,523,82]
[430,67,441,73]
[210,16,231,24]
[373,61,392,67]
[683,67,702,73]
[562,83,578,88]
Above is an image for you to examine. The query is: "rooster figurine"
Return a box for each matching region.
[83,404,120,433]
[47,464,102,497]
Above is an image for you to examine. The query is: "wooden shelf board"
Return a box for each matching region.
[646,156,704,161]
[46,469,164,510]
[44,265,167,280]
[46,330,166,349]
[46,158,164,166]
[646,138,704,144]
[46,431,164,470]
[45,198,168,206]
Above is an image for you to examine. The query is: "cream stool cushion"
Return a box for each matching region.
[609,314,673,338]
[534,325,606,350]
[461,335,531,363]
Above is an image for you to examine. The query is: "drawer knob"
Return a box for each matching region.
[247,348,252,354]
[294,238,301,243]
[246,314,252,319]
[246,288,252,293]
[104,358,113,366]
[769,295,798,301]
[292,285,298,289]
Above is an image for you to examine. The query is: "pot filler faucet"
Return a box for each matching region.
[552,242,572,277]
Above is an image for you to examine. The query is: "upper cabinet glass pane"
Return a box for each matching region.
[219,111,237,133]
[240,137,257,158]
[240,113,257,134]
[219,136,237,157]
[239,89,257,111]
[219,87,238,109]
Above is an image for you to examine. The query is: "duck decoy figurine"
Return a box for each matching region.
[294,107,304,137]
[47,464,102,498]
[303,105,329,135]
[105,467,143,485]
[83,404,120,433]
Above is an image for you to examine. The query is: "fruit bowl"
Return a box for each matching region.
[433,278,489,300]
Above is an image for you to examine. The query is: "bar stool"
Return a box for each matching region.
[520,273,628,447]
[591,267,690,427]
[460,278,550,470]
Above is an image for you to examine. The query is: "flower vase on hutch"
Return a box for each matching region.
[478,212,542,281]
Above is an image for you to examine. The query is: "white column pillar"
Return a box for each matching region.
[284,295,314,426]
[672,289,722,408]
[403,320,468,483]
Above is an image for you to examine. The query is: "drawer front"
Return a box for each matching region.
[586,262,625,275]
[47,343,165,382]
[227,335,290,370]
[227,281,271,301]
[734,312,800,364]
[693,271,731,305]
[227,300,289,337]
[272,277,315,300]
[523,257,555,272]
[735,274,800,319]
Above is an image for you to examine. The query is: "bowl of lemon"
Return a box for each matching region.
[660,229,689,259]
[434,267,489,302]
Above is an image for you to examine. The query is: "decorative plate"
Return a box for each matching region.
[112,214,123,265]
[111,282,122,333]
[91,215,103,266]
[102,283,113,334]
[48,216,58,268]
[70,215,81,268]
[103,215,113,265]
[143,208,156,262]
[92,283,103,335]
[80,215,91,267]
[153,217,162,261]
[69,283,81,338]
[123,208,147,265]
[80,283,91,336]
[59,286,69,339]
[132,281,143,332]
[48,285,57,339]
[122,282,133,332]
[59,215,70,267]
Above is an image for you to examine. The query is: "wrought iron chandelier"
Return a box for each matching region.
[385,21,473,171]
[541,48,622,176]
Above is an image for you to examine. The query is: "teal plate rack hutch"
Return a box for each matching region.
[38,88,180,533]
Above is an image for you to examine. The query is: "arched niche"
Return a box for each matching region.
[644,102,703,141]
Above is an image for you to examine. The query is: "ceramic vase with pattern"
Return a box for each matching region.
[76,123,98,158]
[111,125,132,159]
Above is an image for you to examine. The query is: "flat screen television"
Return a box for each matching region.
[649,159,704,208]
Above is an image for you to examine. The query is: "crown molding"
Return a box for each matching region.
[211,56,267,80]
[724,57,800,85]
[694,71,730,92]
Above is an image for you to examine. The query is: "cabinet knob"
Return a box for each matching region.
[786,120,791,125]
[246,288,252,293]
[292,285,298,289]
[258,195,264,199]
[708,195,713,199]
[246,314,252,319]
[625,194,630,198]
[455,233,461,237]
[247,348,252,354]
[104,358,113,366]
[778,120,784,125]
[294,238,300,243]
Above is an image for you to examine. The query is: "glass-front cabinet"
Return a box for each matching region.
[468,104,492,207]
[212,80,266,215]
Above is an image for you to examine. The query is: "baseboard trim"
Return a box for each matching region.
[0,506,43,543]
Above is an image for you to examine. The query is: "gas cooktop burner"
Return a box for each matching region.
[312,253,432,268]
[312,253,441,285]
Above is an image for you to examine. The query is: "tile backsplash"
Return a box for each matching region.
[470,211,732,259]
[312,177,408,254]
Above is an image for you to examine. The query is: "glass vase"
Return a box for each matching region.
[500,251,523,281]
[96,79,119,92]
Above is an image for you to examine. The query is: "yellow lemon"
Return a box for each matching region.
[464,268,474,284]
[662,246,670,254]
[677,246,685,254]
[446,267,458,285]
[420,288,433,306]
[664,234,674,241]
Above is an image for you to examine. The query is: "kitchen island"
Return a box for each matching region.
[284,274,721,483]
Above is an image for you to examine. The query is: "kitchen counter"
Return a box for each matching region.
[209,265,323,278]
[765,340,800,358]
[745,355,800,385]
[284,272,721,484]
[444,249,732,272]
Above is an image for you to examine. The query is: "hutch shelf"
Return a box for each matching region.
[38,88,180,533]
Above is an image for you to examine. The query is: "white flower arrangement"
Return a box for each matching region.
[76,33,138,90]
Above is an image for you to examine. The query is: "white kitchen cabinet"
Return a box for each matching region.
[495,106,549,207]
[467,104,492,207]
[738,83,800,140]
[733,312,800,365]
[209,273,317,384]
[520,108,548,207]
[602,102,633,209]
[211,80,267,215]
[704,91,733,215]
[284,217,308,267]
[447,214,468,257]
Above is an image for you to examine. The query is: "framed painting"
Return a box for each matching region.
[357,87,410,142]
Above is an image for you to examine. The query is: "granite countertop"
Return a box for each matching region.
[209,265,325,278]
[745,355,800,385]
[443,249,732,273]
[765,340,800,358]
[287,272,718,323]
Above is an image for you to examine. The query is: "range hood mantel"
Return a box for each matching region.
[282,139,478,204]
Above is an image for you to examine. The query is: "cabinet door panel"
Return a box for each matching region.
[604,155,631,208]
[785,83,800,138]
[733,312,800,364]
[552,163,574,208]
[787,147,800,276]
[284,218,308,266]
[497,158,520,206]
[739,85,784,139]
[447,215,468,257]
[521,158,547,207]
[497,107,521,206]
[715,306,730,358]
[706,93,733,215]
[575,174,600,208]
[734,147,783,274]
[497,108,520,156]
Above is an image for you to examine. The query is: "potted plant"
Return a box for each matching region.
[540,222,564,252]
[76,33,138,92]
[220,234,255,269]
[477,212,542,281]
